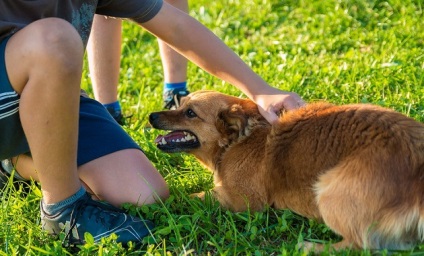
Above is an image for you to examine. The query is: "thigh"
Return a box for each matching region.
[1,18,83,160]
[78,148,169,208]
[13,147,169,207]
[77,96,141,166]
[12,95,169,206]
[77,96,169,206]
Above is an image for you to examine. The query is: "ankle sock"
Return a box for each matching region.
[103,101,121,113]
[164,81,187,92]
[42,186,86,215]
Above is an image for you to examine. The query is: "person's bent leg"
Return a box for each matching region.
[78,149,169,207]
[11,150,169,208]
[76,96,169,207]
[10,95,169,208]
[4,19,155,246]
[5,18,82,204]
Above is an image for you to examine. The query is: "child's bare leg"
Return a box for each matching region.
[78,149,169,207]
[12,149,169,207]
[159,0,189,84]
[5,18,83,203]
[87,16,122,105]
[4,18,158,245]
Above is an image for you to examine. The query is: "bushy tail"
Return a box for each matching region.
[419,163,424,243]
[419,203,424,242]
[368,207,420,250]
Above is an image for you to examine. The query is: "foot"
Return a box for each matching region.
[163,88,190,110]
[0,163,9,189]
[41,192,154,247]
[105,107,125,125]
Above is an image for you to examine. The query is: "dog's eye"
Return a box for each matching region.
[185,109,197,118]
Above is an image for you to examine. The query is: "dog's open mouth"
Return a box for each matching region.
[154,130,200,152]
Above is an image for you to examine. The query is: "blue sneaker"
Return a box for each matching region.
[41,192,154,247]
[163,88,190,109]
[0,163,9,189]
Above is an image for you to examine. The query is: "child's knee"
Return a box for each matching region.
[27,18,84,68]
[155,182,170,202]
[140,173,169,204]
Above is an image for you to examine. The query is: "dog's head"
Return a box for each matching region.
[149,90,268,166]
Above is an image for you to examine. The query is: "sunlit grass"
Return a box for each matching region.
[1,0,423,254]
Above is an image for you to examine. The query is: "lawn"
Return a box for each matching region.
[1,0,424,255]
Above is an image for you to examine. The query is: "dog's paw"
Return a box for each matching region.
[190,191,205,200]
[297,241,325,255]
[297,241,315,254]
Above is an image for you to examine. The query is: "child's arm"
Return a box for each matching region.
[140,2,305,123]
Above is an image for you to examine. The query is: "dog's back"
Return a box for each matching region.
[265,102,424,250]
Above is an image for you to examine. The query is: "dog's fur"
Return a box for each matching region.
[149,90,424,252]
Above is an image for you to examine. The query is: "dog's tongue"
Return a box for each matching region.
[155,131,187,144]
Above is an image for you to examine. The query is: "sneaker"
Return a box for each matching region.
[163,88,190,110]
[0,159,29,191]
[41,192,154,247]
[105,107,125,125]
[0,162,10,190]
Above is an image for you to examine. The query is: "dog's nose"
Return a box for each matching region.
[149,112,159,124]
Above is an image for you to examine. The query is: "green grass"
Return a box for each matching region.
[2,0,424,255]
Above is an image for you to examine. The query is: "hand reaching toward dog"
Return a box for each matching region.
[253,88,305,124]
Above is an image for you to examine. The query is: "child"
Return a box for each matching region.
[87,0,189,124]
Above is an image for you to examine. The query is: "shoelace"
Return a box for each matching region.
[62,194,125,247]
[164,94,181,109]
[164,90,189,109]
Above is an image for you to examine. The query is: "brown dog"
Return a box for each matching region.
[149,90,424,253]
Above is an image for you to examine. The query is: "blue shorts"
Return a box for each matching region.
[0,35,141,166]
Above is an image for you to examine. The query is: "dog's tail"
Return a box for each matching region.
[366,202,423,250]
[419,169,424,243]
[366,166,424,251]
[418,162,424,244]
[420,205,424,243]
[366,161,424,250]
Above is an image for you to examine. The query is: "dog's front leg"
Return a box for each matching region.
[211,185,253,212]
[190,186,247,212]
[192,184,264,212]
[190,191,206,200]
[297,239,355,255]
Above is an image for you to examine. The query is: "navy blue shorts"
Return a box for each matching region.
[0,35,141,166]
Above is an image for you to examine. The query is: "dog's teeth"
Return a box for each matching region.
[181,133,197,142]
[176,139,181,142]
[161,138,167,145]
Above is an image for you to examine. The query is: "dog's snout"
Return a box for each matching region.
[149,112,160,124]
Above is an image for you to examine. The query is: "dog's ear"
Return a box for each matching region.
[216,99,263,147]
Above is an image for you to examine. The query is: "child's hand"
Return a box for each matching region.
[254,88,305,124]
